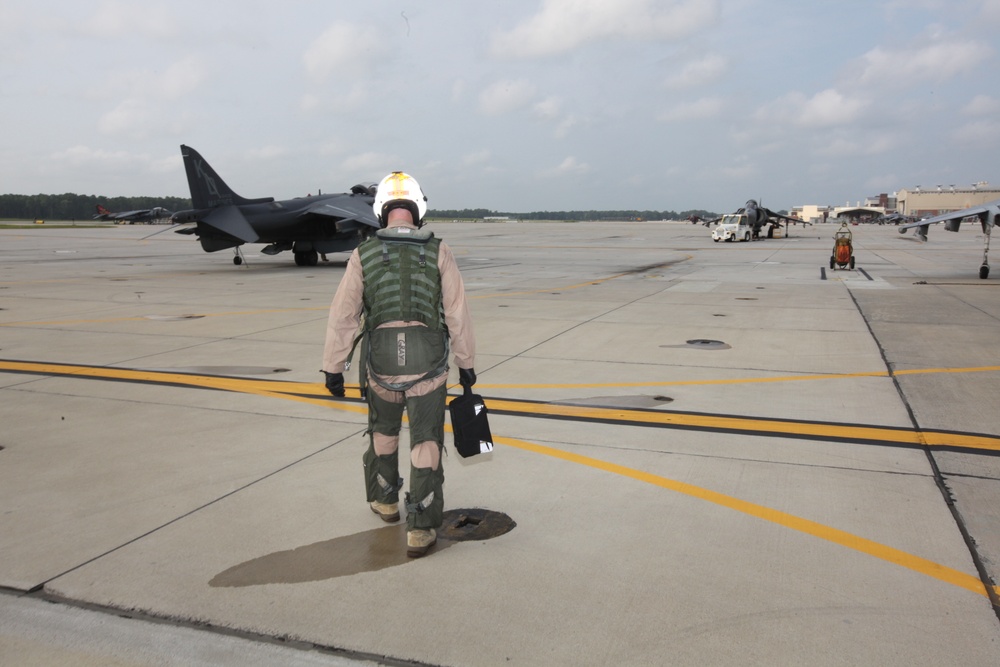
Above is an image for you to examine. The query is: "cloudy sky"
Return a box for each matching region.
[2,0,998,213]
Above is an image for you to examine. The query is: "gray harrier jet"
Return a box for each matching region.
[703,199,805,239]
[898,198,999,279]
[171,145,380,266]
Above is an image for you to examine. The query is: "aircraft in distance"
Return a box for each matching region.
[93,204,172,224]
[898,198,999,279]
[170,145,380,266]
[705,200,806,238]
[873,212,918,226]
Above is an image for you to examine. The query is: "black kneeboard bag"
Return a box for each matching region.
[448,386,494,458]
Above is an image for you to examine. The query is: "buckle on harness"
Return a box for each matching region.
[405,491,435,514]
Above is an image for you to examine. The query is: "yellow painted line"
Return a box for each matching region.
[4,360,999,453]
[498,435,1000,600]
[482,397,1000,453]
[4,358,999,600]
[0,359,374,418]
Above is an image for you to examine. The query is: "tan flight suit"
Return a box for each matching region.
[322,218,475,529]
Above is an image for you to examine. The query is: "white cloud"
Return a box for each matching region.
[98,99,154,138]
[341,151,400,174]
[553,115,579,139]
[463,150,492,166]
[533,96,562,120]
[963,94,1000,116]
[492,0,719,57]
[479,79,537,115]
[815,136,895,158]
[159,56,210,100]
[658,97,724,122]
[857,39,992,87]
[299,83,372,115]
[245,145,288,160]
[664,54,728,89]
[52,145,134,167]
[981,0,1000,22]
[80,1,177,39]
[718,162,757,181]
[757,89,868,128]
[543,156,590,176]
[303,22,386,82]
[952,119,1000,145]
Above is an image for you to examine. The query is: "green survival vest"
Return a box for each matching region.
[355,227,449,391]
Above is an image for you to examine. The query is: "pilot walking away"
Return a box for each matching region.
[322,172,476,558]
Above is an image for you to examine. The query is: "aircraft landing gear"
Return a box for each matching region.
[980,223,991,279]
[233,246,247,267]
[293,249,319,266]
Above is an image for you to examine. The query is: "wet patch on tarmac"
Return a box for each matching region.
[659,339,731,350]
[210,525,443,586]
[209,509,513,587]
[143,366,291,376]
[555,395,674,409]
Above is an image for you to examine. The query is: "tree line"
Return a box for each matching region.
[0,193,718,223]
[429,208,720,221]
[0,193,192,221]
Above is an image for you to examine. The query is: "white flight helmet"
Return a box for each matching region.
[373,171,428,228]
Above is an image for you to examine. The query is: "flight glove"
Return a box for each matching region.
[458,367,477,390]
[323,371,345,397]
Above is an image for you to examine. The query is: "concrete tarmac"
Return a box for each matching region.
[1,220,999,665]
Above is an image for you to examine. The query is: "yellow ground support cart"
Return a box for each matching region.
[830,222,855,270]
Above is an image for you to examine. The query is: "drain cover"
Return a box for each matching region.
[438,508,516,542]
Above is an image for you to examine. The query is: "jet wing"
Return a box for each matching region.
[763,209,801,226]
[898,198,1000,240]
[299,196,380,229]
[113,209,151,221]
[899,200,997,231]
[203,205,260,243]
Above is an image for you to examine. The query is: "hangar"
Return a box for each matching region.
[896,183,1000,217]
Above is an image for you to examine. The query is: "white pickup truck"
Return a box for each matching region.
[712,213,752,242]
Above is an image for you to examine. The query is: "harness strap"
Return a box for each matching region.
[405,490,435,514]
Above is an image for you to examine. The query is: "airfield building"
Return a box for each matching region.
[896,183,1000,217]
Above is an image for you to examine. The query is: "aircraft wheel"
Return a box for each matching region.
[980,265,989,279]
[233,256,243,266]
[294,252,306,266]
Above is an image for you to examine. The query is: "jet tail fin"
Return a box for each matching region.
[180,145,274,209]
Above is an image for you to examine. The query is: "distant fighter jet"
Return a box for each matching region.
[898,198,999,279]
[170,145,380,266]
[93,204,172,224]
[704,200,805,238]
